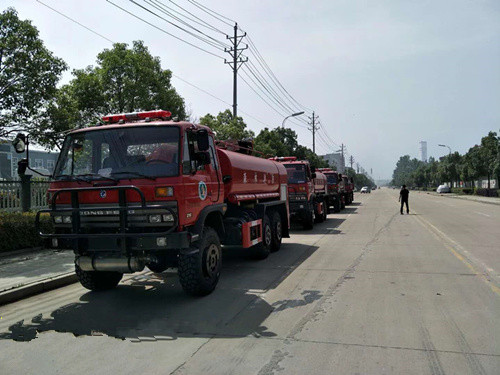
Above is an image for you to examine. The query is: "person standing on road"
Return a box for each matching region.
[399,185,410,214]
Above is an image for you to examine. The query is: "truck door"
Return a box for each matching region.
[181,131,221,226]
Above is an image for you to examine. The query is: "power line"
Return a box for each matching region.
[106,0,226,59]
[145,0,230,47]
[36,1,114,43]
[127,0,228,50]
[185,0,235,26]
[243,33,313,112]
[160,0,228,35]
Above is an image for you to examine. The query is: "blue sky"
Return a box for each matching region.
[4,0,499,179]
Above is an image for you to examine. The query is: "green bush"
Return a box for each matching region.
[451,188,474,195]
[0,212,53,253]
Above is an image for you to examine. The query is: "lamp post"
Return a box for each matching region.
[438,144,451,155]
[281,111,305,128]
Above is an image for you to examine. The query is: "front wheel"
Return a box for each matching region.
[303,209,314,230]
[333,197,341,213]
[75,265,123,291]
[178,227,222,296]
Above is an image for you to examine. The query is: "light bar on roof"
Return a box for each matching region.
[102,110,172,123]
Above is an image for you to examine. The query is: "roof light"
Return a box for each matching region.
[102,110,172,124]
[268,156,297,162]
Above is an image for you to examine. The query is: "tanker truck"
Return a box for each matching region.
[15,110,290,296]
[317,168,342,213]
[269,157,327,229]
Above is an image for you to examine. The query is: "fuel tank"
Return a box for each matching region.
[313,171,327,194]
[217,148,288,199]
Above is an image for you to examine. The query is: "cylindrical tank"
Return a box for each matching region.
[313,172,327,194]
[217,148,288,200]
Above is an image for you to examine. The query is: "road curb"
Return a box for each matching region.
[421,192,500,206]
[0,272,77,306]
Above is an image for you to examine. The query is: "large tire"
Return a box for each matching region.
[303,208,314,230]
[178,227,221,296]
[253,215,272,259]
[340,196,346,210]
[75,265,123,291]
[333,197,341,213]
[270,211,282,252]
[315,201,325,223]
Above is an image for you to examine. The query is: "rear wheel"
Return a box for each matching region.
[75,265,123,291]
[253,215,272,259]
[303,208,314,230]
[270,211,282,252]
[340,196,346,210]
[315,201,325,223]
[333,197,340,213]
[178,227,221,296]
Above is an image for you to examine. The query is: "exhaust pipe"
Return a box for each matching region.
[76,256,146,273]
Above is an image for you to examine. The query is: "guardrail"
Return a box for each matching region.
[0,178,50,212]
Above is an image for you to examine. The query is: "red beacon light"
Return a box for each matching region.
[268,156,297,162]
[102,110,172,124]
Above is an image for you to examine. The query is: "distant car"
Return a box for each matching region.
[360,186,371,193]
[437,185,451,193]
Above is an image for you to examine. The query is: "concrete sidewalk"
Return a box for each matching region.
[0,249,76,305]
[418,190,500,205]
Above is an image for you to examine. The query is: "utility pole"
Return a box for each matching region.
[224,23,248,118]
[308,111,319,153]
[350,155,354,171]
[337,143,345,173]
[356,163,359,174]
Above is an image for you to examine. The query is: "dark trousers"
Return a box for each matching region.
[400,199,409,213]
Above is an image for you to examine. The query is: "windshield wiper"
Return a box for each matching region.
[55,174,89,184]
[111,171,156,180]
[76,173,118,183]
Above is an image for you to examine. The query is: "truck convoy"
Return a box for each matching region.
[17,110,290,296]
[270,157,327,229]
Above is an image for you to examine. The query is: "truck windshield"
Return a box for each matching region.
[54,126,179,180]
[284,164,307,184]
[326,174,338,184]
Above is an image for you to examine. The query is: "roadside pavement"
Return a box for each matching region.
[0,249,76,305]
[417,190,500,205]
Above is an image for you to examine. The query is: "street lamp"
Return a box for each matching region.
[281,111,305,128]
[438,144,451,155]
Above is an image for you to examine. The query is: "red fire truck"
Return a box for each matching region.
[16,110,290,296]
[270,157,327,229]
[342,175,354,205]
[317,168,342,213]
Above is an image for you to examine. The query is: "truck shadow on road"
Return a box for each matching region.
[0,241,322,343]
[289,217,345,235]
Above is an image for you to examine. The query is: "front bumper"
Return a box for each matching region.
[36,185,190,254]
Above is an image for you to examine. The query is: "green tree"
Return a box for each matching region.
[391,155,422,186]
[479,131,499,189]
[41,41,186,147]
[199,109,254,141]
[0,8,67,138]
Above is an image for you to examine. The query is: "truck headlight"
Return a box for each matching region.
[54,216,63,224]
[162,213,174,222]
[63,216,72,224]
[149,214,162,223]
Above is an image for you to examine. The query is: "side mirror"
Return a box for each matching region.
[194,151,211,166]
[12,133,27,153]
[311,173,317,179]
[197,129,210,152]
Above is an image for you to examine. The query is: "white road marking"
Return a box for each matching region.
[474,211,490,217]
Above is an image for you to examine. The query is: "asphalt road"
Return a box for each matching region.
[0,189,498,374]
